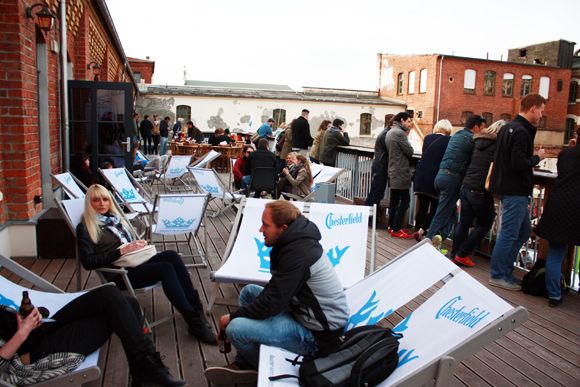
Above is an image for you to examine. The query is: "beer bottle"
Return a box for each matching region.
[218,329,231,354]
[19,291,34,318]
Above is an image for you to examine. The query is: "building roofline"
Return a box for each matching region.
[378,53,565,69]
[509,39,577,50]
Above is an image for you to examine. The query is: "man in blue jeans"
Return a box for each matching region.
[204,200,349,385]
[488,94,546,291]
[425,115,486,249]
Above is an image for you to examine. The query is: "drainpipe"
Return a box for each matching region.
[436,55,444,128]
[60,0,69,171]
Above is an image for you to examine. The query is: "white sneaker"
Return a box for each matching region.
[489,277,521,291]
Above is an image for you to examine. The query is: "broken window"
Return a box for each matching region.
[503,73,514,96]
[484,71,495,95]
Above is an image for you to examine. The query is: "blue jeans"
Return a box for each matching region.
[545,241,567,300]
[388,188,410,232]
[159,136,168,155]
[425,174,461,240]
[490,195,531,280]
[227,285,318,368]
[241,175,251,190]
[452,186,496,258]
[365,165,389,208]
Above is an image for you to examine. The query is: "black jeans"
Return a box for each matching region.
[112,250,199,314]
[365,165,389,208]
[31,286,152,362]
[415,193,439,232]
[452,186,496,258]
[142,135,152,154]
[152,135,160,154]
[388,188,410,232]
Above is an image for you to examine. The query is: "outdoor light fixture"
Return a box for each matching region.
[26,3,57,32]
[87,62,102,78]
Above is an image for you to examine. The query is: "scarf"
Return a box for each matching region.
[97,212,133,244]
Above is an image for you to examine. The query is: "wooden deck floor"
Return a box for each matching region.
[3,196,580,387]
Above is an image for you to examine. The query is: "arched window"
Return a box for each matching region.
[461,111,474,126]
[360,113,372,135]
[408,71,415,94]
[484,71,495,95]
[500,113,511,122]
[176,105,191,122]
[521,75,532,97]
[483,112,493,125]
[397,73,404,95]
[502,73,514,96]
[539,77,550,99]
[273,108,286,130]
[419,69,427,93]
[464,70,476,94]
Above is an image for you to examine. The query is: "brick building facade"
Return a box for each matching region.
[128,57,155,85]
[0,0,138,257]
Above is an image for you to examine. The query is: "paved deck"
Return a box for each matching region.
[2,195,580,387]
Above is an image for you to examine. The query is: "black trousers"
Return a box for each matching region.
[152,135,160,154]
[415,193,439,232]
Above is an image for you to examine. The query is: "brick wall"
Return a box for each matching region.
[128,58,155,84]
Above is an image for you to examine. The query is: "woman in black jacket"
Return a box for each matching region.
[70,151,94,190]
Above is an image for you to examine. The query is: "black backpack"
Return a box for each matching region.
[270,325,401,387]
[521,259,566,298]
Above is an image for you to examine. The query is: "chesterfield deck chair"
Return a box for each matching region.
[257,240,529,387]
[189,149,220,169]
[206,197,378,313]
[283,165,346,202]
[55,197,176,333]
[0,254,102,387]
[149,193,210,268]
[51,172,88,199]
[150,155,194,193]
[187,167,244,218]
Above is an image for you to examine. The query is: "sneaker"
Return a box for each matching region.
[548,298,563,308]
[391,231,414,238]
[413,231,424,242]
[454,256,475,267]
[489,277,521,291]
[388,228,408,234]
[431,235,442,251]
[204,361,258,385]
[440,249,448,255]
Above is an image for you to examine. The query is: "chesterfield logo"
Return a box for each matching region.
[162,197,184,205]
[169,167,185,175]
[64,175,72,184]
[436,296,490,329]
[202,184,219,194]
[394,313,419,368]
[327,245,350,267]
[254,238,272,273]
[162,217,195,228]
[0,293,19,311]
[122,188,136,200]
[114,170,124,177]
[345,290,386,331]
[325,212,363,229]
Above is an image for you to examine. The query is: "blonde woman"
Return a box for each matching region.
[282,154,313,197]
[450,120,505,266]
[412,119,453,241]
[310,120,331,164]
[76,184,215,344]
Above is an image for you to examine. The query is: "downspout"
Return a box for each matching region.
[436,55,444,129]
[60,0,69,171]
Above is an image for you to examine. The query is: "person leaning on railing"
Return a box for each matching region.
[319,119,350,167]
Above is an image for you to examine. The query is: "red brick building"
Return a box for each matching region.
[567,54,580,143]
[378,41,575,153]
[0,0,138,257]
[128,57,155,85]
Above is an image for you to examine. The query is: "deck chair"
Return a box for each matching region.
[51,172,87,199]
[151,155,194,193]
[247,167,277,198]
[257,240,529,387]
[284,165,346,202]
[189,150,220,169]
[187,167,244,218]
[0,254,101,387]
[149,193,210,268]
[206,198,377,312]
[54,197,175,333]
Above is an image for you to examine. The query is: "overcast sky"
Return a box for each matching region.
[107,0,580,91]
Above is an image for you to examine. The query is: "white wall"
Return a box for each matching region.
[0,225,37,259]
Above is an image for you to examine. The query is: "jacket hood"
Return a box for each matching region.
[473,131,497,141]
[271,215,321,253]
[474,131,497,151]
[393,121,409,132]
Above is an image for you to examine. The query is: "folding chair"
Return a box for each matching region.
[0,254,102,387]
[257,240,529,387]
[189,150,220,169]
[206,198,377,312]
[51,172,87,199]
[187,167,244,218]
[247,167,277,198]
[149,193,210,268]
[54,197,176,333]
[151,155,194,193]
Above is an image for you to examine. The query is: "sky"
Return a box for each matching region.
[106,0,580,91]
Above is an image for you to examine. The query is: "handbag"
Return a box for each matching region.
[484,162,494,191]
[112,244,156,268]
[251,131,261,143]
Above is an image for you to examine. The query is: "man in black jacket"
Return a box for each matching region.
[488,93,546,291]
[291,109,313,156]
[204,200,349,385]
[242,138,277,197]
[139,115,153,155]
[365,122,391,220]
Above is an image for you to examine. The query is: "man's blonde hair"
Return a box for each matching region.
[265,200,301,228]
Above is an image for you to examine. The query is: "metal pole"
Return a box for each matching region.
[60,0,69,171]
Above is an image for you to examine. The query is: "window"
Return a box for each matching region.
[176,105,191,122]
[538,117,547,128]
[539,77,550,99]
[273,109,286,130]
[397,73,404,95]
[565,118,576,144]
[461,111,474,126]
[500,113,511,122]
[483,112,493,125]
[464,69,476,94]
[519,50,527,57]
[483,71,495,95]
[570,82,578,103]
[502,73,514,96]
[521,75,532,97]
[385,114,394,127]
[360,113,372,135]
[408,71,415,94]
[134,72,141,83]
[419,69,427,93]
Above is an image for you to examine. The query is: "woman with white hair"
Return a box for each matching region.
[173,117,184,136]
[76,184,216,344]
[450,120,505,267]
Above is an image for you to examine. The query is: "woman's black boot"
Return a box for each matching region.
[187,297,212,330]
[138,351,186,387]
[182,309,217,345]
[127,357,143,387]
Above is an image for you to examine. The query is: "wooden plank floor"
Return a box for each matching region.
[3,191,580,387]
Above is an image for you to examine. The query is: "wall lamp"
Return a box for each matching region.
[87,62,102,80]
[26,3,57,32]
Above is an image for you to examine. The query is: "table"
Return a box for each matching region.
[210,145,243,172]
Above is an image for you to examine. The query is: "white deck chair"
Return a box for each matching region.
[188,167,244,218]
[0,254,101,387]
[51,172,87,199]
[152,155,194,193]
[257,241,529,387]
[149,193,210,268]
[284,165,346,202]
[189,150,220,169]
[54,197,175,333]
[206,198,377,312]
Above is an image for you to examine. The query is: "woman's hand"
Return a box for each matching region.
[120,240,148,255]
[16,308,42,337]
[283,168,289,175]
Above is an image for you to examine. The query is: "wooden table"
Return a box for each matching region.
[210,145,243,172]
